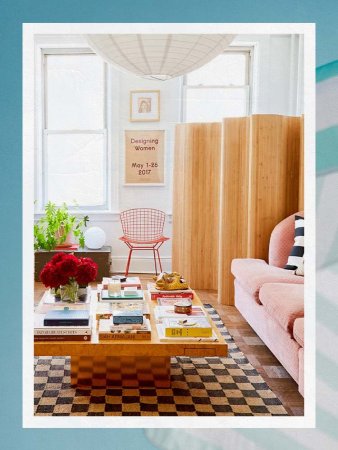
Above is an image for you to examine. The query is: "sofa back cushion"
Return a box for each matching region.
[269,212,304,268]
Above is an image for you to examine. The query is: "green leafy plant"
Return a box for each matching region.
[34,202,89,251]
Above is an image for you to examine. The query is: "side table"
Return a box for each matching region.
[35,246,112,281]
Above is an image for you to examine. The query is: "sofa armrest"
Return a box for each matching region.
[231,258,304,302]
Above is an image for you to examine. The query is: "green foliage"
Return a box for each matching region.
[34,202,89,251]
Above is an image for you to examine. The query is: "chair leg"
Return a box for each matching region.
[153,249,158,275]
[156,249,163,273]
[125,249,133,276]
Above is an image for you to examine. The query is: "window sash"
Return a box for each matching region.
[40,50,109,211]
[42,130,109,211]
[183,49,252,122]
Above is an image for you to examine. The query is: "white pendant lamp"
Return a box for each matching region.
[87,34,234,80]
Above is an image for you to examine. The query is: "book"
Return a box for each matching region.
[156,324,218,342]
[101,277,142,290]
[43,309,90,326]
[35,314,92,333]
[147,283,194,300]
[43,289,90,306]
[95,302,113,320]
[96,300,149,317]
[154,306,205,320]
[34,334,91,342]
[110,323,149,331]
[162,317,212,338]
[100,289,144,301]
[157,298,183,306]
[98,318,151,340]
[123,287,139,296]
[112,309,143,325]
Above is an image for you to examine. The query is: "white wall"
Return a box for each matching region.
[35,34,304,274]
[232,34,304,115]
[93,71,181,273]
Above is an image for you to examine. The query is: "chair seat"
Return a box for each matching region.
[119,236,170,245]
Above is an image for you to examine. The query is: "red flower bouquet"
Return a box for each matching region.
[40,253,98,301]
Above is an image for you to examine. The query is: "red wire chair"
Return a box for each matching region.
[119,208,170,276]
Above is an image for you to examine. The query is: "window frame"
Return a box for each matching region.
[182,47,253,122]
[36,47,111,213]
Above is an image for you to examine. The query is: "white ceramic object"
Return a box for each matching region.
[84,226,106,249]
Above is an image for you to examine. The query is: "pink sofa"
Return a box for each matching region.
[231,213,304,396]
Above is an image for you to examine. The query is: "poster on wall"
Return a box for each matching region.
[125,130,165,184]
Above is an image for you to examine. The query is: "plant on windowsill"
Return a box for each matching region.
[34,202,89,251]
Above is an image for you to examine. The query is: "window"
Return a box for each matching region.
[40,50,109,210]
[183,49,251,122]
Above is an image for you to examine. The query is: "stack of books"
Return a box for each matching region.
[147,283,194,302]
[98,308,151,340]
[95,300,150,320]
[101,276,142,290]
[154,305,205,320]
[154,305,217,342]
[34,309,92,341]
[100,289,144,301]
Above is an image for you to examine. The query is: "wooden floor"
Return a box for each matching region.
[34,274,304,416]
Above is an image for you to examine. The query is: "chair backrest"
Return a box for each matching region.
[269,211,304,268]
[120,208,166,242]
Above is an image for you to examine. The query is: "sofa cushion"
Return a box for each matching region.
[231,259,304,303]
[284,215,304,271]
[259,283,304,335]
[293,318,304,347]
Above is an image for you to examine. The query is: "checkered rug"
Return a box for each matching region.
[34,304,288,416]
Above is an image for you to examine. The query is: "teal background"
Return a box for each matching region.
[1,0,338,449]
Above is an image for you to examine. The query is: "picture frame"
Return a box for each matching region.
[130,90,160,122]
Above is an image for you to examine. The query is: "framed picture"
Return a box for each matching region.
[125,130,165,185]
[130,90,160,122]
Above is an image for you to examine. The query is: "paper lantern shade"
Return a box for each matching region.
[86,34,235,80]
[84,227,106,249]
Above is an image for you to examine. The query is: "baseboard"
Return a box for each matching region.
[111,256,172,274]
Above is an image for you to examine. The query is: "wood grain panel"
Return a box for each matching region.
[172,123,221,289]
[298,115,304,210]
[218,117,250,305]
[248,115,300,261]
[219,115,301,305]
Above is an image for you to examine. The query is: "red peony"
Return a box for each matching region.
[55,254,78,277]
[76,258,98,286]
[40,262,67,288]
[40,253,97,289]
[50,252,67,265]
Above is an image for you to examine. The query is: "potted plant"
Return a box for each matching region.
[40,253,98,302]
[34,202,89,251]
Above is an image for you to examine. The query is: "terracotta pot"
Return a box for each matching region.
[55,226,73,247]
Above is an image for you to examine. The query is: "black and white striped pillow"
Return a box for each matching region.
[284,215,304,271]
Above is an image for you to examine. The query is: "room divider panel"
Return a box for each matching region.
[172,123,221,290]
[172,115,303,304]
[218,115,302,305]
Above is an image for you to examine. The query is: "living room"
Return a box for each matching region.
[24,24,313,424]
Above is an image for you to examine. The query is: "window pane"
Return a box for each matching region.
[46,133,105,207]
[185,88,248,122]
[186,53,248,86]
[46,54,104,130]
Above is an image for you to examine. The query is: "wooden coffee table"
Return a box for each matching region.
[34,290,228,388]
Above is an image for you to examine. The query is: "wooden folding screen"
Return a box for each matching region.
[172,123,221,290]
[172,115,303,304]
[218,115,301,305]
